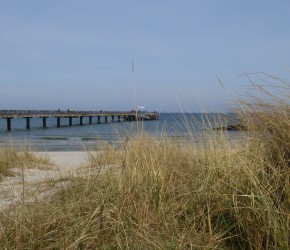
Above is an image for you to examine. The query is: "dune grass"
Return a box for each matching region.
[0,79,289,249]
[0,147,20,177]
[0,146,51,178]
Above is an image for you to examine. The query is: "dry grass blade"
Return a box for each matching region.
[0,74,289,249]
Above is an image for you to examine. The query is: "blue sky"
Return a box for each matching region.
[0,0,289,112]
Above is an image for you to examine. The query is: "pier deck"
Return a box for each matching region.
[0,110,159,131]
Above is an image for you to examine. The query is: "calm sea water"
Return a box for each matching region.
[0,113,240,151]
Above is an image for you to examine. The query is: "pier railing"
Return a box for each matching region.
[0,110,136,117]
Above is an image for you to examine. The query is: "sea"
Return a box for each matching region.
[0,113,241,151]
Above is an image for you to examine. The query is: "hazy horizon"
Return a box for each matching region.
[1,0,290,112]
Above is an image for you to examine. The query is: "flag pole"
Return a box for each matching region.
[131,60,138,121]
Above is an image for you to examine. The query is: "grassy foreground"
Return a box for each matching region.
[0,85,289,249]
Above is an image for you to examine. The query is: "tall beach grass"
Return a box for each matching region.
[0,77,289,249]
[0,146,50,179]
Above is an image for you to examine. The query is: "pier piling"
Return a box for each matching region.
[6,118,12,131]
[26,117,31,129]
[0,110,159,131]
[57,117,61,127]
[42,117,47,128]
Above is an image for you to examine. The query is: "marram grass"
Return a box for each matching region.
[0,80,289,249]
[0,146,50,178]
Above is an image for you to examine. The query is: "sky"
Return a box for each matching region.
[0,0,290,112]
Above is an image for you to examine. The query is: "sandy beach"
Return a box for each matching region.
[0,151,91,211]
[35,151,90,169]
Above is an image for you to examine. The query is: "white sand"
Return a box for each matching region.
[36,151,90,170]
[0,151,92,211]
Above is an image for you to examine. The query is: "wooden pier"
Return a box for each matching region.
[0,110,159,131]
